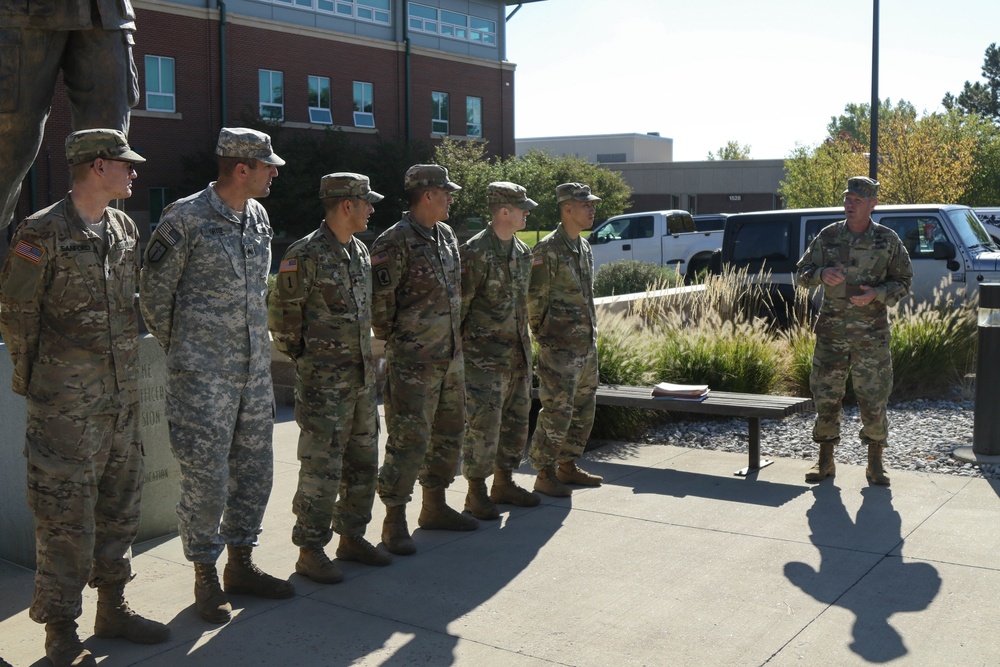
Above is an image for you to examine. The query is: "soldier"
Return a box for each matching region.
[528,182,604,497]
[0,0,139,230]
[460,182,540,519]
[268,173,391,584]
[0,130,168,667]
[796,176,913,486]
[372,164,478,555]
[139,127,294,623]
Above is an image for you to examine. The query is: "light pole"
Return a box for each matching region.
[870,0,879,181]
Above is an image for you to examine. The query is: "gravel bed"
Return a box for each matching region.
[637,398,1000,481]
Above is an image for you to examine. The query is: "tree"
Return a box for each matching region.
[782,101,978,207]
[706,141,751,160]
[432,141,633,234]
[942,43,1000,121]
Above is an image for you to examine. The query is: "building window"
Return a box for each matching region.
[149,187,170,229]
[353,81,374,128]
[466,96,482,138]
[312,0,390,24]
[308,75,332,124]
[259,69,284,121]
[144,55,175,113]
[431,92,449,134]
[409,4,496,46]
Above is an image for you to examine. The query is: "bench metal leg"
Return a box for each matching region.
[735,417,773,476]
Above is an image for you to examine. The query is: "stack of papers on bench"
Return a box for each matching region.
[651,382,710,401]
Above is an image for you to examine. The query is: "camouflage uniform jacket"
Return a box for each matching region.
[139,183,273,375]
[528,223,598,350]
[0,196,139,413]
[268,223,374,390]
[0,0,136,29]
[796,219,913,337]
[460,223,532,372]
[371,212,462,363]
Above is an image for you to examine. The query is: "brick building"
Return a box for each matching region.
[9,0,527,239]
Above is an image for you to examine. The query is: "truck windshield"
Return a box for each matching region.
[947,208,998,252]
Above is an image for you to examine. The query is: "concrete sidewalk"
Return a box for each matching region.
[2,405,999,667]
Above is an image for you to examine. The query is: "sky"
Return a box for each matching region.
[504,0,1000,161]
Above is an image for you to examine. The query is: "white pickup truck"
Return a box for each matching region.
[588,209,723,280]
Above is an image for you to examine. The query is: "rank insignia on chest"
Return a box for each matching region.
[280,258,298,273]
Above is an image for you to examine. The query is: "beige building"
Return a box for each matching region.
[515,133,785,214]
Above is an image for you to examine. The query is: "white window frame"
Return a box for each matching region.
[308,75,333,125]
[145,55,176,113]
[312,0,391,24]
[259,69,284,121]
[466,96,482,138]
[409,3,495,46]
[432,91,449,135]
[353,81,375,128]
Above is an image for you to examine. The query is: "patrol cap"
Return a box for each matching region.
[319,172,384,202]
[403,164,461,192]
[215,127,285,166]
[66,129,146,166]
[556,182,601,203]
[844,176,879,199]
[487,181,537,210]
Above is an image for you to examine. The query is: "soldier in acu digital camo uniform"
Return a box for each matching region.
[528,182,605,497]
[460,182,541,520]
[0,130,168,667]
[268,172,392,584]
[796,176,913,486]
[0,0,140,230]
[140,127,294,624]
[371,164,479,556]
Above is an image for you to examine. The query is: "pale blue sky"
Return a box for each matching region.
[505,0,1000,161]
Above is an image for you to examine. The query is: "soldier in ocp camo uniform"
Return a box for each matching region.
[796,176,912,486]
[460,182,540,520]
[139,127,294,625]
[372,164,478,556]
[268,173,391,584]
[0,130,168,667]
[528,183,605,497]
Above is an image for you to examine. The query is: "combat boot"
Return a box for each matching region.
[866,443,891,486]
[805,443,836,482]
[223,545,296,599]
[94,584,170,644]
[381,505,416,555]
[557,460,603,486]
[336,535,392,566]
[193,562,232,623]
[295,546,343,584]
[490,468,540,507]
[534,466,572,498]
[464,478,500,520]
[418,487,480,531]
[44,619,95,667]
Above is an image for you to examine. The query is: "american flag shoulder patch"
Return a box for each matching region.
[371,251,390,266]
[532,255,544,266]
[279,258,298,273]
[156,219,182,246]
[14,240,44,264]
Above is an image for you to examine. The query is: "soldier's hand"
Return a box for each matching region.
[849,285,876,306]
[821,265,845,286]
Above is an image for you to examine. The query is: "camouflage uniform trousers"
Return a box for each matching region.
[292,383,379,547]
[0,27,137,228]
[529,344,599,469]
[165,369,275,563]
[810,333,892,447]
[378,353,465,506]
[24,400,143,624]
[461,358,531,479]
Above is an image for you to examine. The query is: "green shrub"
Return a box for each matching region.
[890,293,977,398]
[594,260,680,297]
[591,315,660,439]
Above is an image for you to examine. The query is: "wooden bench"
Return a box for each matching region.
[533,384,814,476]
